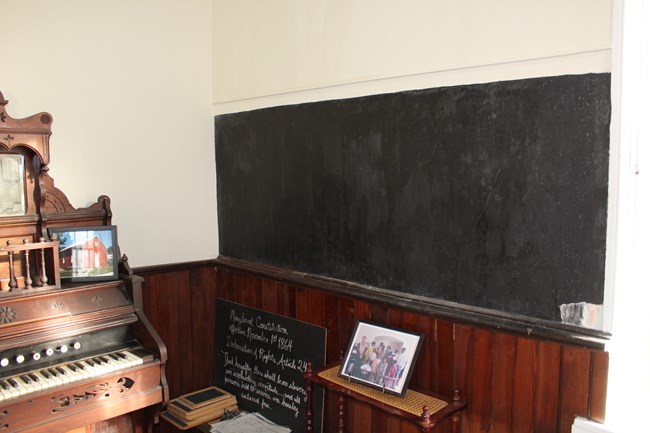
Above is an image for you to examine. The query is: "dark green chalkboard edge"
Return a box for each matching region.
[216,256,609,350]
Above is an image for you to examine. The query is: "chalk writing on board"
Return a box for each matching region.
[214,299,326,432]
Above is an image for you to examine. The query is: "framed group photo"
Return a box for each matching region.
[338,320,423,397]
[48,225,118,283]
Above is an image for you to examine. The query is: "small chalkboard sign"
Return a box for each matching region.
[214,299,326,433]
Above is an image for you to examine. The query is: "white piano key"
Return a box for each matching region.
[0,383,11,402]
[73,361,93,380]
[31,371,55,391]
[7,378,30,397]
[80,359,103,378]
[45,368,65,387]
[17,374,40,393]
[57,365,80,383]
[65,363,89,381]
[37,369,56,388]
[2,380,21,399]
[121,351,145,367]
[101,355,125,373]
[87,358,111,375]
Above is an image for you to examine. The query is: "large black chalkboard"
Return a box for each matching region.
[215,74,610,323]
[214,299,326,433]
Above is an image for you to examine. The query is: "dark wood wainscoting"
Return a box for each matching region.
[137,259,608,433]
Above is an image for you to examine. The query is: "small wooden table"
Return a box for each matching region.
[304,363,467,433]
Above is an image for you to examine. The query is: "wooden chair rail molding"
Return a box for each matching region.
[214,256,609,350]
[136,258,608,433]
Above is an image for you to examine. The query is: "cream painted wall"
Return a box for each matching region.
[0,1,614,267]
[1,0,216,267]
[213,0,612,114]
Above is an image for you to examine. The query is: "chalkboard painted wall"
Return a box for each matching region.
[215,73,610,324]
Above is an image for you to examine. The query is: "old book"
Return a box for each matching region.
[161,404,239,430]
[168,396,237,421]
[177,386,233,410]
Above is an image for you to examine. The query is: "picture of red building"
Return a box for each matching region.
[58,234,113,278]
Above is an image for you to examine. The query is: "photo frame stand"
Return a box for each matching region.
[343,370,390,394]
[305,362,467,433]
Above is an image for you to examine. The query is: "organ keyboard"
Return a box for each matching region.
[0,91,168,433]
[0,347,148,403]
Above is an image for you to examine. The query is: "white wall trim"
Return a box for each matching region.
[213,50,611,115]
[603,0,650,430]
[603,0,624,337]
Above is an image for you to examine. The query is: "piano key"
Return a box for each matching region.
[93,356,114,371]
[43,369,65,389]
[17,374,34,388]
[46,368,65,387]
[100,355,124,372]
[59,365,82,382]
[54,366,73,384]
[69,362,91,380]
[8,377,30,397]
[121,351,145,367]
[80,359,103,377]
[54,366,70,385]
[100,355,124,370]
[0,380,19,399]
[77,361,100,379]
[19,374,41,393]
[97,356,118,371]
[31,371,55,391]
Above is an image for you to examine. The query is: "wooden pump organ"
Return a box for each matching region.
[0,91,168,432]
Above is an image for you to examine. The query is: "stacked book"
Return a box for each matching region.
[161,386,238,430]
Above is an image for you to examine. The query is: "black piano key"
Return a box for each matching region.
[8,378,19,388]
[0,379,9,390]
[86,358,97,367]
[19,375,32,384]
[115,352,128,360]
[75,362,87,370]
[55,366,67,375]
[68,363,79,372]
[40,369,52,379]
[108,353,121,361]
[29,373,40,382]
[48,368,59,377]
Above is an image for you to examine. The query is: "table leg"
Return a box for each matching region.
[452,412,460,433]
[338,394,345,433]
[306,377,313,433]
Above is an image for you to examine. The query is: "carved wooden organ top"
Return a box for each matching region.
[0,90,168,433]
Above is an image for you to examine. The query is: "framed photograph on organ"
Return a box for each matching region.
[338,320,423,397]
[48,225,118,282]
